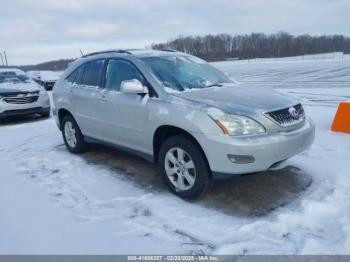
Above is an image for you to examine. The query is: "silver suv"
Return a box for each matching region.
[53,49,315,199]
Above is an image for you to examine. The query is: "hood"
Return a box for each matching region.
[0,81,41,94]
[171,83,298,114]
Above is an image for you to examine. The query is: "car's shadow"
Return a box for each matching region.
[81,144,312,217]
[0,114,50,126]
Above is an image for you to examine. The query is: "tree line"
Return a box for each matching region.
[151,32,350,61]
[18,59,74,72]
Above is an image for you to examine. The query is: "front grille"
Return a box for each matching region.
[265,104,305,127]
[2,94,39,104]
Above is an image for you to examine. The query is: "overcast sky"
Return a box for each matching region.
[1,0,349,65]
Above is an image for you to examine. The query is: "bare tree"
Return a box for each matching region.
[151,32,350,61]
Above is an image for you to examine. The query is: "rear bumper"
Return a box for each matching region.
[194,118,315,179]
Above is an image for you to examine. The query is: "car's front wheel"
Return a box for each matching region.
[158,135,213,199]
[62,115,88,153]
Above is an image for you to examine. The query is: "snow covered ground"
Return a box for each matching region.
[1,57,350,255]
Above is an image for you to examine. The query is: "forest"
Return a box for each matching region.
[151,32,350,61]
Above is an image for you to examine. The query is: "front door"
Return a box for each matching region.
[101,59,150,152]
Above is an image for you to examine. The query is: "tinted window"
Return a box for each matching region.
[75,67,84,85]
[80,60,104,87]
[105,60,144,91]
[66,70,78,83]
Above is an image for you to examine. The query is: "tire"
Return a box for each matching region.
[61,115,88,154]
[158,135,213,199]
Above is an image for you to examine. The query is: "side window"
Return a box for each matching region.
[105,60,144,91]
[80,60,104,87]
[75,67,84,85]
[66,69,78,83]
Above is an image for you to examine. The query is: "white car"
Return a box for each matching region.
[0,68,50,118]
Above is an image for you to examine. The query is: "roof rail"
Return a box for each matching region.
[125,48,144,52]
[160,48,177,52]
[82,49,132,58]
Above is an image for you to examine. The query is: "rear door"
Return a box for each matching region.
[70,59,106,137]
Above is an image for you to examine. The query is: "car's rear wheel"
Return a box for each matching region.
[62,115,88,153]
[158,135,213,199]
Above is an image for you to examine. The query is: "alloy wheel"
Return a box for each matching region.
[64,121,77,148]
[164,147,196,191]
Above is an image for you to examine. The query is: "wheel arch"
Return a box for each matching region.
[153,125,211,171]
[57,108,74,130]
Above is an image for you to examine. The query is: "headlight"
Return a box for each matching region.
[208,110,265,136]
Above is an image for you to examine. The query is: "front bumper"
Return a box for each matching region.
[194,118,315,178]
[0,107,50,117]
[0,93,50,117]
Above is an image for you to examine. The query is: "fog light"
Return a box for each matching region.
[228,154,255,164]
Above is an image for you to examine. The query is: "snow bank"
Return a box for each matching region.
[212,52,348,67]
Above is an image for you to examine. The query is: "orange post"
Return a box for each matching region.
[331,102,350,134]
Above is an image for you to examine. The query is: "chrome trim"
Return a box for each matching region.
[263,104,305,127]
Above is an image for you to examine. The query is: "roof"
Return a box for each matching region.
[0,68,26,74]
[0,67,24,73]
[81,49,183,59]
[65,49,187,76]
[129,49,180,58]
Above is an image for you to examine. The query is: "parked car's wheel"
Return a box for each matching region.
[158,135,213,199]
[62,115,88,153]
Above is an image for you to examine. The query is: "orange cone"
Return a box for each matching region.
[331,102,350,134]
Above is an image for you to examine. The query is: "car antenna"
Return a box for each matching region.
[0,52,4,66]
[3,51,8,66]
[79,49,84,56]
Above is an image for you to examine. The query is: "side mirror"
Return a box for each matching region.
[120,79,148,95]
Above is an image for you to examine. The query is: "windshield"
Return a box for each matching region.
[0,72,31,84]
[141,55,232,92]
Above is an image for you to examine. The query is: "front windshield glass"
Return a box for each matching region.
[141,55,232,92]
[0,72,31,84]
